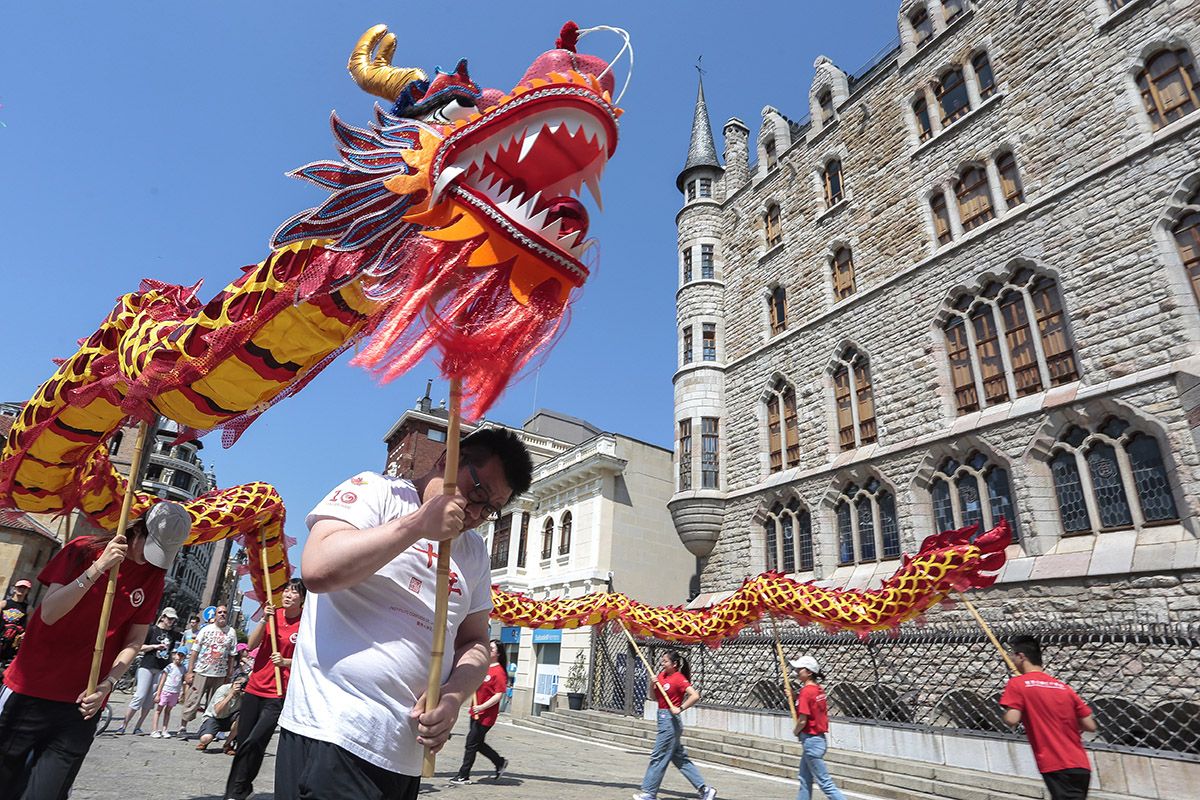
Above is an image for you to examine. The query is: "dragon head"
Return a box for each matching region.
[272,22,623,415]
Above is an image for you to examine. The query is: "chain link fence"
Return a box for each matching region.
[589,620,1200,762]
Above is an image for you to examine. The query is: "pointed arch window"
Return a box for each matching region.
[943,267,1079,415]
[1046,418,1179,535]
[558,511,572,555]
[943,0,966,23]
[832,247,856,301]
[937,67,971,124]
[540,518,554,560]
[834,478,900,566]
[769,285,788,335]
[996,152,1024,208]
[931,191,953,245]
[1137,48,1199,131]
[930,452,1020,540]
[832,346,876,451]
[914,96,934,142]
[972,52,996,100]
[765,203,783,249]
[765,498,814,573]
[956,165,995,231]
[1171,187,1200,302]
[823,160,844,207]
[765,378,800,474]
[910,7,934,48]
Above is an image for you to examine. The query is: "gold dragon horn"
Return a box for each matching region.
[348,25,427,101]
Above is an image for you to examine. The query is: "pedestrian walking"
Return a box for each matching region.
[196,676,246,752]
[150,649,186,738]
[116,606,180,734]
[1001,635,1098,800]
[0,502,189,800]
[275,429,533,800]
[789,655,846,800]
[178,604,238,736]
[632,650,717,800]
[0,580,32,673]
[448,639,510,785]
[223,578,306,800]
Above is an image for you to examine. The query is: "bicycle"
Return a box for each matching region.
[92,671,137,736]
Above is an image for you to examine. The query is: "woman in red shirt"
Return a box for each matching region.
[790,655,846,800]
[0,502,188,800]
[449,639,509,784]
[224,578,307,800]
[632,650,716,800]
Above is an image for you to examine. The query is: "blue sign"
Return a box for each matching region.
[532,628,562,644]
[202,605,217,623]
[500,626,521,644]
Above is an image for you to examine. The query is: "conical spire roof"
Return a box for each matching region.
[677,74,721,190]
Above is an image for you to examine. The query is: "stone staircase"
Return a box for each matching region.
[515,709,1137,800]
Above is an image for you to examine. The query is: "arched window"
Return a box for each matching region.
[834,478,900,565]
[540,518,554,560]
[818,90,835,126]
[831,346,876,451]
[1171,187,1200,302]
[914,96,934,142]
[832,247,856,301]
[764,498,815,573]
[1046,418,1179,535]
[1137,48,1199,131]
[910,7,934,48]
[955,165,995,231]
[943,267,1079,414]
[943,0,966,23]
[558,511,572,555]
[765,203,783,248]
[931,191,953,245]
[930,452,1020,540]
[823,160,844,207]
[764,137,779,170]
[972,52,996,100]
[765,378,800,474]
[769,285,787,335]
[936,67,971,125]
[996,152,1024,208]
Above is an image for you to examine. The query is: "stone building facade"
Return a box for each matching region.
[671,0,1200,621]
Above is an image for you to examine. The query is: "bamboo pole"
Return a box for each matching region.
[260,540,283,695]
[422,377,463,777]
[768,612,798,726]
[955,590,1018,675]
[87,420,150,696]
[618,621,679,714]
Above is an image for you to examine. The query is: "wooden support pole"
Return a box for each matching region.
[260,539,283,695]
[768,612,798,725]
[955,590,1018,675]
[422,378,463,777]
[87,420,150,696]
[619,621,679,714]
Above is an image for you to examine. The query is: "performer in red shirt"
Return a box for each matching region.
[224,578,307,800]
[450,639,510,784]
[0,502,188,800]
[632,650,717,800]
[790,655,847,800]
[1001,635,1098,800]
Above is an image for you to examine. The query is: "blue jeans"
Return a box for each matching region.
[640,709,706,796]
[797,733,846,800]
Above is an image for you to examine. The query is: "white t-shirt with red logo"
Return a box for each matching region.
[279,471,493,776]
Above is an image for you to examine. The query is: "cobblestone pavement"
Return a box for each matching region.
[72,696,876,800]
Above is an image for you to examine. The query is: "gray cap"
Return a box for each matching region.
[142,502,191,569]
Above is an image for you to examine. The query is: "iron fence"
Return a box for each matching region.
[589,620,1200,762]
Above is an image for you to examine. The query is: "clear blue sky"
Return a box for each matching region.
[0,3,898,599]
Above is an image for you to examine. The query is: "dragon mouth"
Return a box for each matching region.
[430,78,617,265]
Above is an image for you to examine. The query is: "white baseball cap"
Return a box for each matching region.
[142,502,191,569]
[789,655,821,674]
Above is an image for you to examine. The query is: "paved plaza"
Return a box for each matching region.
[71,697,880,800]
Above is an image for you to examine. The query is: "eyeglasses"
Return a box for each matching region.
[465,463,503,522]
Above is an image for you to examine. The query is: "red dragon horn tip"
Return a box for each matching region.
[556,21,580,52]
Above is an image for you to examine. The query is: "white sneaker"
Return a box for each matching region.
[150,730,162,739]
[162,730,172,738]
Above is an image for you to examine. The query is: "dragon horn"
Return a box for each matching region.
[348,25,427,102]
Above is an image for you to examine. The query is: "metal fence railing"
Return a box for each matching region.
[589,621,1200,762]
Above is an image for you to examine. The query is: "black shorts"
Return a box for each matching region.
[275,729,421,800]
[1042,768,1090,800]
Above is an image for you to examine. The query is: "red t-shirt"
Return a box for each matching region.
[1000,671,1092,774]
[654,670,690,710]
[472,663,508,727]
[246,608,302,699]
[796,683,830,735]
[4,537,164,703]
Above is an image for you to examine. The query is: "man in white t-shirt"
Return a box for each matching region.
[179,605,237,732]
[276,428,533,800]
